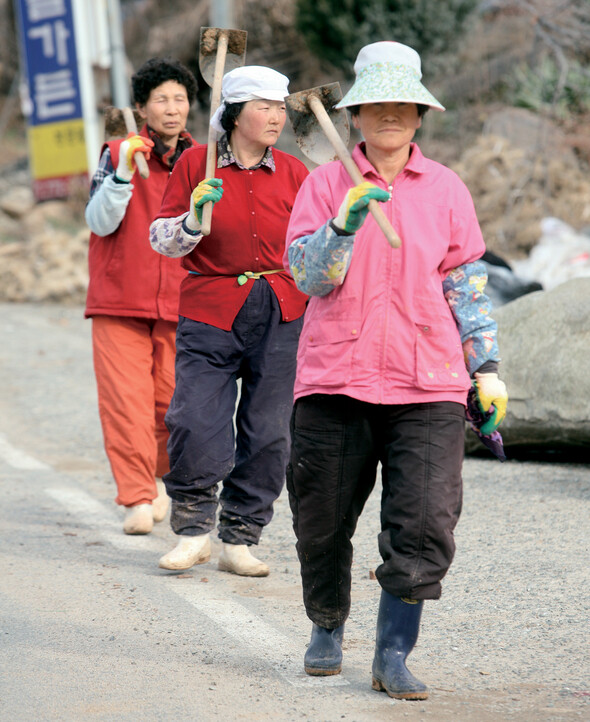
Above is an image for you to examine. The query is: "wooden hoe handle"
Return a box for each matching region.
[122,107,149,179]
[201,32,229,236]
[307,94,401,248]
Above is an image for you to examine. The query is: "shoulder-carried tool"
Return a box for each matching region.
[198,27,247,235]
[286,83,401,248]
[103,106,150,179]
[121,107,149,179]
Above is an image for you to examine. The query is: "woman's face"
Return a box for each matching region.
[137,80,190,147]
[232,99,287,150]
[352,102,422,154]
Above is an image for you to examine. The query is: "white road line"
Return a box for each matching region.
[45,484,349,688]
[45,486,163,552]
[0,433,51,470]
[172,583,349,688]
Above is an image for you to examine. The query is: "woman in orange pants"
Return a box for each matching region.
[91,316,175,515]
[85,58,198,533]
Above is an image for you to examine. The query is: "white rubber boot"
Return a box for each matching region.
[158,534,211,570]
[123,504,154,535]
[152,479,170,523]
[218,543,269,577]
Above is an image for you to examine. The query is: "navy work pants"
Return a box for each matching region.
[287,394,465,628]
[164,280,303,545]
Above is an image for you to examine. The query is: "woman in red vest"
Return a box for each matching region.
[85,58,197,534]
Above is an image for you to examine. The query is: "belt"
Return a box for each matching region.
[237,269,283,286]
[188,269,284,286]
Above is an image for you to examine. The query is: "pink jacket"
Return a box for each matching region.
[284,143,495,405]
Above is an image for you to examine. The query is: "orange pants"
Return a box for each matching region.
[92,315,176,507]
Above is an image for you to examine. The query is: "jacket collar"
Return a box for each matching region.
[144,124,195,169]
[217,133,276,171]
[352,141,426,182]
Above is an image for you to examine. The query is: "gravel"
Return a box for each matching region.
[0,302,588,721]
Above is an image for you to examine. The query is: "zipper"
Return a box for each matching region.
[378,182,395,403]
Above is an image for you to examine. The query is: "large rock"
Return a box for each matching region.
[466,278,590,455]
[0,185,34,218]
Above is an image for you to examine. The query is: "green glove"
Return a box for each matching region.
[333,182,391,234]
[474,372,508,434]
[185,178,224,230]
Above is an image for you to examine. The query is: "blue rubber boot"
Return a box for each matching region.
[304,623,345,676]
[371,591,429,700]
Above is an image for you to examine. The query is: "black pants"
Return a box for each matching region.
[164,281,303,545]
[287,394,465,628]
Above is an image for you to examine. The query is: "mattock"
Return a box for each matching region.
[198,27,248,235]
[286,83,401,248]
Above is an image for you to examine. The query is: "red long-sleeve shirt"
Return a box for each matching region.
[152,143,309,330]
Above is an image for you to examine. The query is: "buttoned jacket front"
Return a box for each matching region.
[155,144,309,330]
[285,143,494,406]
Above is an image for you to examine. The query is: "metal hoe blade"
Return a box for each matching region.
[103,106,143,139]
[286,83,349,165]
[199,27,247,87]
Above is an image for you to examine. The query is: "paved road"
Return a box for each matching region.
[0,303,588,721]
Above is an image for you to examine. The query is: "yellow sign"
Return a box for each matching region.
[28,118,88,180]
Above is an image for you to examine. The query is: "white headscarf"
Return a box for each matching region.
[210,65,290,133]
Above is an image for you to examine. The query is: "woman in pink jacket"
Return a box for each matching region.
[284,41,508,700]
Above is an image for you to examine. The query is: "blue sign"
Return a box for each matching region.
[14,0,89,199]
[15,0,83,126]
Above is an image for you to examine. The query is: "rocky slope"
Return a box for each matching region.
[0,0,589,302]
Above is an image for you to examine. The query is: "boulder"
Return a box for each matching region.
[0,209,22,241]
[0,185,35,218]
[466,278,590,456]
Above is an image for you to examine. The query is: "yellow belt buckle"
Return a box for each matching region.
[238,271,256,286]
[237,269,281,286]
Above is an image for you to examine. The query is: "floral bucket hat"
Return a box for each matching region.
[336,41,445,111]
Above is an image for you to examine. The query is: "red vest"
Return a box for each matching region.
[85,128,195,321]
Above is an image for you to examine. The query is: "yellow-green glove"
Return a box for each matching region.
[115,133,154,182]
[333,182,391,234]
[185,178,224,230]
[473,372,508,434]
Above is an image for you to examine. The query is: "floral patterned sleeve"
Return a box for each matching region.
[149,214,201,258]
[443,260,501,375]
[287,221,355,297]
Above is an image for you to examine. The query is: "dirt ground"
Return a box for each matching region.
[0,302,588,721]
